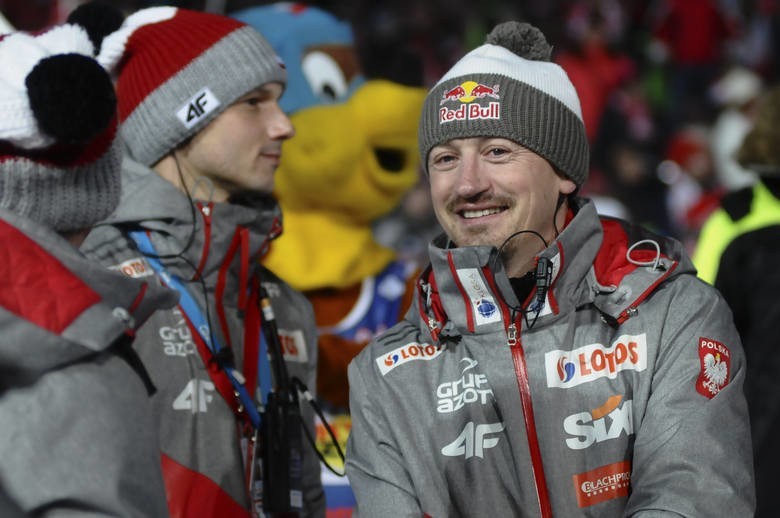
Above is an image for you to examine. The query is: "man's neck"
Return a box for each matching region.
[154,154,229,203]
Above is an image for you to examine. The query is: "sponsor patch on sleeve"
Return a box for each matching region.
[277,328,308,363]
[572,460,631,508]
[696,337,731,399]
[376,342,442,375]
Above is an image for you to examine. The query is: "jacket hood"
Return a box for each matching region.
[421,198,694,338]
[0,207,177,387]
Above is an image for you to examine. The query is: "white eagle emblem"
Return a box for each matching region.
[702,353,728,395]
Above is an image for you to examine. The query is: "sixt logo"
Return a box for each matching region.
[377,342,442,376]
[563,395,633,450]
[545,334,647,388]
[439,81,501,124]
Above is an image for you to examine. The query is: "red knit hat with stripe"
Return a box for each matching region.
[99,7,287,166]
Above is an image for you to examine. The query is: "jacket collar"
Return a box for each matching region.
[101,157,282,281]
[422,198,691,337]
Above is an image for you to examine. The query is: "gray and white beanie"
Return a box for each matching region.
[418,21,589,187]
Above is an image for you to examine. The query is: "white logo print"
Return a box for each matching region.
[172,379,215,413]
[442,422,504,459]
[436,358,493,413]
[563,396,634,450]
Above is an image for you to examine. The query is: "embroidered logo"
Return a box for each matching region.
[572,460,631,508]
[439,80,501,123]
[696,337,731,398]
[176,87,221,129]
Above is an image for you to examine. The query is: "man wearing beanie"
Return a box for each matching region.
[79,5,325,517]
[346,21,754,517]
[0,18,176,517]
[694,85,780,518]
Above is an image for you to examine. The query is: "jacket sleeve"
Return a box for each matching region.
[345,354,422,518]
[625,281,755,516]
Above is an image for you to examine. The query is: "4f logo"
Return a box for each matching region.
[176,88,221,129]
[441,422,504,459]
[172,379,215,413]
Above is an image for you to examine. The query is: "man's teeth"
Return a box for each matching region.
[462,208,502,219]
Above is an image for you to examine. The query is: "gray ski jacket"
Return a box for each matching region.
[346,198,754,517]
[81,158,325,517]
[0,207,176,517]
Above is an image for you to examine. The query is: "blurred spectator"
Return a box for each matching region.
[693,84,780,518]
[555,1,635,143]
[660,124,724,250]
[651,0,738,129]
[709,66,764,190]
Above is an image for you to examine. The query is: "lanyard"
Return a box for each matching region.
[129,230,268,428]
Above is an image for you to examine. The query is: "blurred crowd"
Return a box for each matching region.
[3,0,778,261]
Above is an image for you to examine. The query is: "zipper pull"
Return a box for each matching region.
[507,323,517,346]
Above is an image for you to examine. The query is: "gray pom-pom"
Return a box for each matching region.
[486,21,552,61]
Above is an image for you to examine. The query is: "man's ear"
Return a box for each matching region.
[559,178,577,195]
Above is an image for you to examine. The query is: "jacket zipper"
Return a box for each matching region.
[506,314,553,518]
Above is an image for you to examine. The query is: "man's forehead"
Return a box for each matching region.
[433,137,527,149]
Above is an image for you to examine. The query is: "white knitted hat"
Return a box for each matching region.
[0,21,122,232]
[418,21,589,186]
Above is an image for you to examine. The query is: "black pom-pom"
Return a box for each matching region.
[486,21,552,62]
[66,1,124,54]
[26,54,116,144]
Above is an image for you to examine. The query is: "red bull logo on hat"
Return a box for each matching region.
[439,80,501,124]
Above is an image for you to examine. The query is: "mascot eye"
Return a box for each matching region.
[301,50,349,103]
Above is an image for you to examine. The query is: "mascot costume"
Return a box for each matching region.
[233,4,426,515]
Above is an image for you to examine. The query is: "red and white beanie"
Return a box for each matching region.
[0,20,122,233]
[99,6,287,167]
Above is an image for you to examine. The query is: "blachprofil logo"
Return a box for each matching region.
[572,460,631,508]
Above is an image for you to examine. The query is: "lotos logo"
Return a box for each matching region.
[563,395,633,450]
[557,356,576,383]
[545,334,648,388]
[377,342,443,376]
[439,81,501,124]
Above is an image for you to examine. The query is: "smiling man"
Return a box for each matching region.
[345,21,754,517]
[78,5,324,517]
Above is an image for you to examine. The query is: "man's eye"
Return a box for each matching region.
[488,147,507,156]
